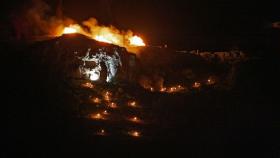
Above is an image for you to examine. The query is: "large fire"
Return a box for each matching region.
[58,19,146,51]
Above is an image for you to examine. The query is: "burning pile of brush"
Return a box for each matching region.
[13,0,145,54]
[60,21,145,48]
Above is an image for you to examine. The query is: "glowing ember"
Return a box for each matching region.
[192,82,201,88]
[103,110,109,115]
[166,85,185,93]
[81,82,94,88]
[128,116,142,123]
[129,35,146,46]
[103,91,112,102]
[89,113,105,120]
[128,130,141,137]
[92,97,101,104]
[63,25,78,34]
[206,77,215,85]
[107,102,117,109]
[128,101,137,107]
[160,87,167,92]
[96,129,106,136]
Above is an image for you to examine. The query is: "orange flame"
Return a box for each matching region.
[129,36,146,46]
[56,18,146,52]
[94,35,113,44]
[63,27,77,34]
[62,24,81,34]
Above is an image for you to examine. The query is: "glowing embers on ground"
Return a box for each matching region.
[192,82,201,88]
[128,130,141,137]
[103,110,109,115]
[160,85,185,93]
[141,77,217,93]
[81,82,94,89]
[107,102,118,109]
[206,77,216,85]
[129,35,146,46]
[103,91,112,102]
[127,101,140,108]
[127,116,143,124]
[143,85,186,93]
[95,129,107,136]
[91,97,102,104]
[89,112,106,120]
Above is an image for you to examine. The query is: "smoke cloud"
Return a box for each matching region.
[13,0,73,39]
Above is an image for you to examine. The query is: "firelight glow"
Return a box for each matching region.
[129,36,146,46]
[90,113,105,120]
[128,101,137,107]
[89,72,100,81]
[63,26,77,34]
[94,35,113,44]
[128,130,141,137]
[81,82,94,88]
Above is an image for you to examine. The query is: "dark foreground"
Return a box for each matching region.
[2,42,280,158]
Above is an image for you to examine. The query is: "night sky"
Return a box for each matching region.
[1,0,280,48]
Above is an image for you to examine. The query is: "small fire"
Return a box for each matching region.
[91,97,101,104]
[206,77,216,85]
[128,130,141,137]
[103,91,112,102]
[129,36,146,46]
[96,129,106,136]
[128,101,138,108]
[128,116,142,123]
[103,110,109,115]
[81,82,94,88]
[166,85,185,93]
[107,102,117,109]
[62,25,78,34]
[89,113,105,120]
[192,82,201,88]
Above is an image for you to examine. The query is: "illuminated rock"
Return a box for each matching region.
[29,33,137,83]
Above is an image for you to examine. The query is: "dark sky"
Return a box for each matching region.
[62,0,278,32]
[2,0,280,48]
[64,0,280,48]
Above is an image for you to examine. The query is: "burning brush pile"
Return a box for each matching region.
[13,0,145,53]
